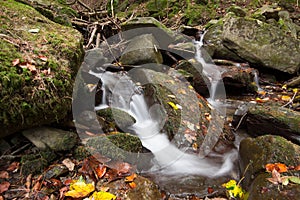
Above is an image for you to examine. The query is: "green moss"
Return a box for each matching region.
[0,0,84,136]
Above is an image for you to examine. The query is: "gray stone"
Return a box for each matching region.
[22,126,77,151]
[239,135,300,188]
[204,16,300,74]
[120,34,163,65]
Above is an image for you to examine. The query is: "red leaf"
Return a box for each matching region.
[0,181,10,194]
[265,163,288,173]
[95,164,107,179]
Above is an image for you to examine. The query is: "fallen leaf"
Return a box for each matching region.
[12,58,20,66]
[128,181,137,189]
[7,162,19,172]
[281,95,291,102]
[64,176,95,198]
[294,165,300,171]
[95,164,107,179]
[28,28,40,33]
[255,97,270,103]
[177,89,187,94]
[0,181,10,194]
[222,180,245,199]
[62,158,75,171]
[167,94,176,99]
[125,173,137,182]
[89,191,116,200]
[207,187,214,194]
[38,55,48,62]
[167,101,179,110]
[288,176,300,184]
[0,171,9,179]
[292,88,298,94]
[265,163,288,173]
[266,169,282,185]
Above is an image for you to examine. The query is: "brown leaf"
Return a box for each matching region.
[12,58,20,66]
[266,169,282,184]
[62,158,75,171]
[38,55,48,62]
[128,181,137,189]
[0,181,10,194]
[0,171,9,179]
[7,161,19,172]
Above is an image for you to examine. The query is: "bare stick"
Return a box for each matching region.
[85,25,98,49]
[96,33,101,48]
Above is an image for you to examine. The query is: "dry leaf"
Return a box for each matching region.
[266,169,282,184]
[0,181,10,194]
[38,55,48,62]
[128,181,137,189]
[89,191,116,200]
[62,158,75,171]
[168,101,179,110]
[265,163,288,173]
[281,95,291,102]
[125,173,137,183]
[7,162,19,172]
[95,164,107,179]
[0,171,9,179]
[12,58,20,66]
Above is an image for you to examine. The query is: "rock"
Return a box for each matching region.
[104,175,162,200]
[150,174,230,199]
[227,6,247,17]
[248,172,300,200]
[0,0,84,137]
[22,126,78,151]
[245,105,300,144]
[85,132,144,165]
[251,4,281,21]
[96,107,136,133]
[239,135,300,188]
[204,15,300,74]
[120,34,163,65]
[121,17,174,48]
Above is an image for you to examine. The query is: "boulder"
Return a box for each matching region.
[204,15,300,74]
[120,34,163,65]
[245,105,300,145]
[239,135,300,198]
[105,175,162,200]
[22,126,78,151]
[0,0,84,137]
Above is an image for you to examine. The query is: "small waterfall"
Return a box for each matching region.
[194,32,225,103]
[253,70,263,91]
[92,71,236,177]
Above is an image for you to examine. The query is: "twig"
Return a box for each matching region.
[77,0,93,12]
[96,33,101,48]
[281,91,297,108]
[103,36,121,67]
[110,0,114,18]
[233,112,247,132]
[85,25,98,49]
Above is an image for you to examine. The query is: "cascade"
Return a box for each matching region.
[92,70,236,177]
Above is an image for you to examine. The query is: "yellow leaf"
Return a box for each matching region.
[281,95,291,102]
[89,191,116,200]
[168,102,178,110]
[282,84,287,90]
[222,180,246,199]
[65,177,95,198]
[293,88,298,94]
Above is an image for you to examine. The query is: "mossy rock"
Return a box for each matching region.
[16,0,78,26]
[246,105,300,144]
[96,107,136,133]
[239,135,300,188]
[85,132,143,164]
[248,172,300,200]
[0,0,84,137]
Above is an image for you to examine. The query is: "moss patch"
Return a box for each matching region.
[0,0,84,137]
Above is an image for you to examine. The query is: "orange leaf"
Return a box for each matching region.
[128,181,137,189]
[281,95,291,102]
[125,173,137,183]
[265,163,288,173]
[95,164,107,179]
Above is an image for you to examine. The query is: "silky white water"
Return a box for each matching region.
[92,69,237,177]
